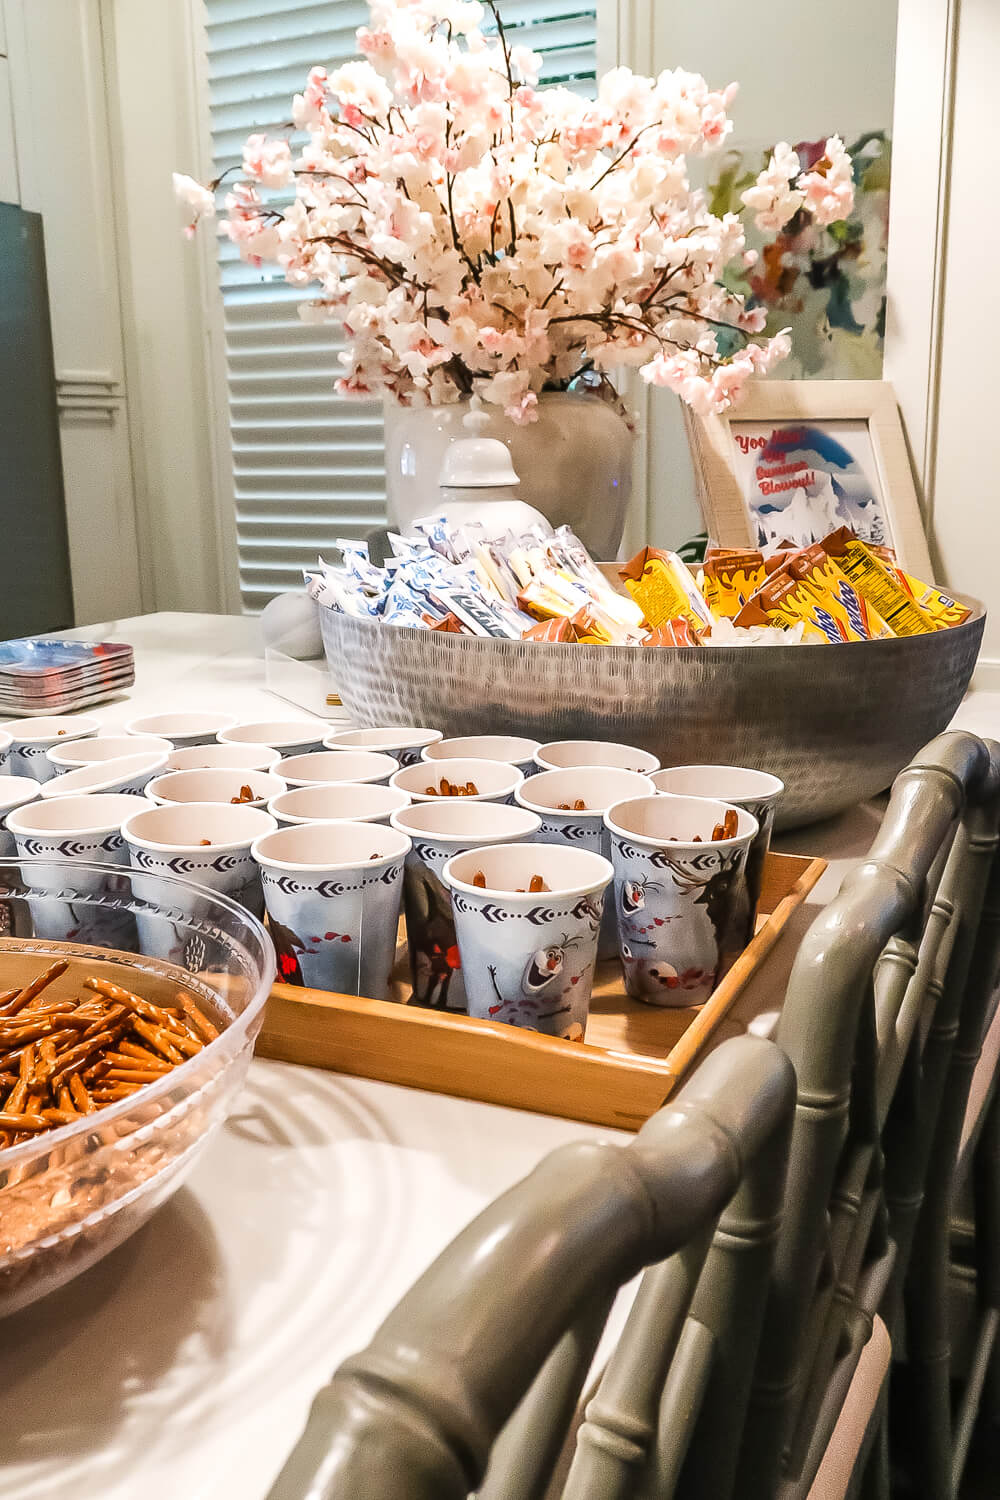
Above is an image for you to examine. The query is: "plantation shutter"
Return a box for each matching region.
[203,1,599,610]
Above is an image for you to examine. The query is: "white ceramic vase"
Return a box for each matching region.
[383,391,634,560]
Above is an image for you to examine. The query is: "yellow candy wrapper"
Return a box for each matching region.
[700,549,767,620]
[892,569,971,630]
[821,529,935,637]
[786,544,895,641]
[734,571,837,644]
[620,547,714,633]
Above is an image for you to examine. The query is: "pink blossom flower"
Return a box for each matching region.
[797,135,854,226]
[241,135,294,190]
[182,3,817,421]
[329,60,394,118]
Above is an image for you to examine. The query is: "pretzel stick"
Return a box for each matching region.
[104,1052,170,1073]
[116,1039,171,1066]
[83,979,193,1037]
[2,961,69,1017]
[49,1029,126,1084]
[177,992,219,1042]
[68,1074,94,1114]
[132,1019,184,1064]
[0,1111,49,1131]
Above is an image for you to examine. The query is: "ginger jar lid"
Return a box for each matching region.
[437,405,520,489]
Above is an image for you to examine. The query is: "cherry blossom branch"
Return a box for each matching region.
[483,0,518,252]
[589,124,659,190]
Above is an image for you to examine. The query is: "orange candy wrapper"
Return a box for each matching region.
[430,613,467,634]
[642,619,703,647]
[522,617,575,643]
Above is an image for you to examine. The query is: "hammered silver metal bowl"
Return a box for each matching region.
[320,597,985,829]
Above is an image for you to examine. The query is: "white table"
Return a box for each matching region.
[1,613,997,1500]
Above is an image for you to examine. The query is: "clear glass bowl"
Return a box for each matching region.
[0,857,275,1317]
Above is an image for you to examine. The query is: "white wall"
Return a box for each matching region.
[0,9,18,204]
[102,0,239,615]
[924,0,1000,666]
[626,0,899,550]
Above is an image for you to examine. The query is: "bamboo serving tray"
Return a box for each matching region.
[256,851,825,1131]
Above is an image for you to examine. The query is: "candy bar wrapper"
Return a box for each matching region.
[570,604,638,646]
[619,548,715,633]
[412,515,461,564]
[517,566,590,622]
[785,544,895,641]
[892,569,971,630]
[431,585,527,640]
[642,619,703,647]
[821,529,935,637]
[700,550,766,619]
[734,573,835,644]
[522,617,574,643]
[305,562,376,617]
[430,612,467,634]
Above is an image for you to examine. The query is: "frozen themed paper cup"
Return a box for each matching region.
[650,766,785,946]
[0,731,12,774]
[218,720,326,757]
[0,716,100,780]
[251,821,410,999]
[422,736,541,779]
[122,801,276,960]
[323,726,442,767]
[269,782,410,827]
[125,711,237,747]
[47,734,172,773]
[515,766,657,958]
[7,793,141,946]
[389,801,542,1013]
[145,767,287,810]
[165,742,283,774]
[40,751,169,799]
[442,843,612,1040]
[278,750,398,788]
[535,740,660,776]
[603,795,758,1009]
[390,757,524,805]
[0,776,42,856]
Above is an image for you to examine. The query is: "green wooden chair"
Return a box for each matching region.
[740,729,1000,1499]
[264,1034,796,1500]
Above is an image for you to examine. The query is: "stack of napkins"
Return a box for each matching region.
[0,639,135,715]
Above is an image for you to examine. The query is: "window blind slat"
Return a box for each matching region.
[205,0,597,608]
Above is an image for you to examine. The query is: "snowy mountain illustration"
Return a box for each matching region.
[745,424,887,550]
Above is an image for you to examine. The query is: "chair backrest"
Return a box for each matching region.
[265,1034,795,1500]
[738,730,1000,1499]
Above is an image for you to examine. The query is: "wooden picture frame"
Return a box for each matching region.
[686,380,933,579]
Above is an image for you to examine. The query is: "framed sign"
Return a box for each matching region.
[686,380,933,578]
